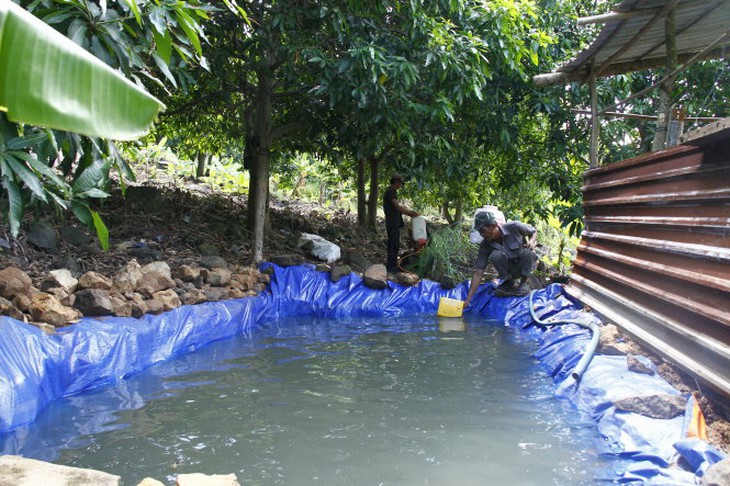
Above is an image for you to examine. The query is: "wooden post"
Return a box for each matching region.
[590,74,599,168]
[653,6,677,151]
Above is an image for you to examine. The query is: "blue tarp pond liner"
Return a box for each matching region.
[0,263,725,483]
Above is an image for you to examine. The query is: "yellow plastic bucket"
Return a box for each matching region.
[437,297,464,318]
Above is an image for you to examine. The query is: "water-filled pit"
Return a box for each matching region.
[0,314,622,485]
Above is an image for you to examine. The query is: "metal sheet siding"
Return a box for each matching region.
[565,127,730,396]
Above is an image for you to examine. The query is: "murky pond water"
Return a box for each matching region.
[1,315,620,485]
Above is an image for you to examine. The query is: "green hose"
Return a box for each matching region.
[527,289,600,384]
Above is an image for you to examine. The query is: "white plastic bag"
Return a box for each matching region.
[299,232,341,263]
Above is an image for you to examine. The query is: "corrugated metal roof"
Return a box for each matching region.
[535,0,730,86]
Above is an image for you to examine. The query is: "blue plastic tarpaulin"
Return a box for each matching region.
[0,264,724,483]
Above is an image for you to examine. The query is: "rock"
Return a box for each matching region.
[393,272,419,286]
[41,269,79,295]
[73,289,114,316]
[46,287,70,301]
[702,457,730,486]
[627,355,655,375]
[26,220,57,251]
[198,268,211,284]
[599,323,621,344]
[135,271,175,297]
[612,394,687,419]
[598,323,631,355]
[181,289,207,306]
[12,294,31,312]
[138,478,165,486]
[152,289,181,311]
[141,261,172,280]
[201,255,228,270]
[206,268,232,286]
[269,254,304,267]
[28,293,81,326]
[0,454,120,485]
[345,250,372,271]
[52,256,80,276]
[179,281,198,292]
[176,472,240,486]
[330,264,352,283]
[113,260,143,294]
[111,296,133,318]
[0,296,26,321]
[126,243,162,260]
[129,294,147,318]
[204,286,229,302]
[0,266,32,299]
[174,265,201,282]
[59,225,91,247]
[437,275,457,289]
[144,298,165,315]
[363,264,388,290]
[227,288,247,299]
[232,268,259,290]
[60,293,75,307]
[78,271,113,291]
[198,243,221,256]
[601,342,632,355]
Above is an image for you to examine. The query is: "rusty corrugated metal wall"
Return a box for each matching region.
[565,126,730,397]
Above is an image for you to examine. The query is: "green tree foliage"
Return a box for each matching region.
[159,0,557,262]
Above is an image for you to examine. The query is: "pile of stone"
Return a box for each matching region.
[0,257,269,333]
[0,248,431,333]
[270,253,422,289]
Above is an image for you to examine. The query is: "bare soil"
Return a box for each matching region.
[1,179,728,455]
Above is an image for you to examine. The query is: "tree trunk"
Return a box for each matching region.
[245,131,259,233]
[453,198,463,224]
[290,173,306,198]
[249,68,274,264]
[366,156,379,230]
[441,198,463,225]
[356,157,367,227]
[244,105,258,233]
[653,8,677,151]
[195,152,207,180]
[442,201,453,224]
[318,181,326,206]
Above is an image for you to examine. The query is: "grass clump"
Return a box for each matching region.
[410,225,476,283]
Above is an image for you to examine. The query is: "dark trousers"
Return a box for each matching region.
[490,248,537,280]
[386,224,400,273]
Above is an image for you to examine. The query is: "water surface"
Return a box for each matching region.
[1,315,617,485]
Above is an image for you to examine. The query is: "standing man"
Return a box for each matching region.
[463,211,538,306]
[383,174,419,274]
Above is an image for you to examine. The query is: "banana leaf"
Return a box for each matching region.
[0,1,164,140]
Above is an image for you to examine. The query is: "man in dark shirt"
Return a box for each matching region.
[383,174,418,274]
[464,211,538,305]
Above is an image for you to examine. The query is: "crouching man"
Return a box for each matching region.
[464,211,538,307]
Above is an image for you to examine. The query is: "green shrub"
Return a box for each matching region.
[411,225,476,282]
